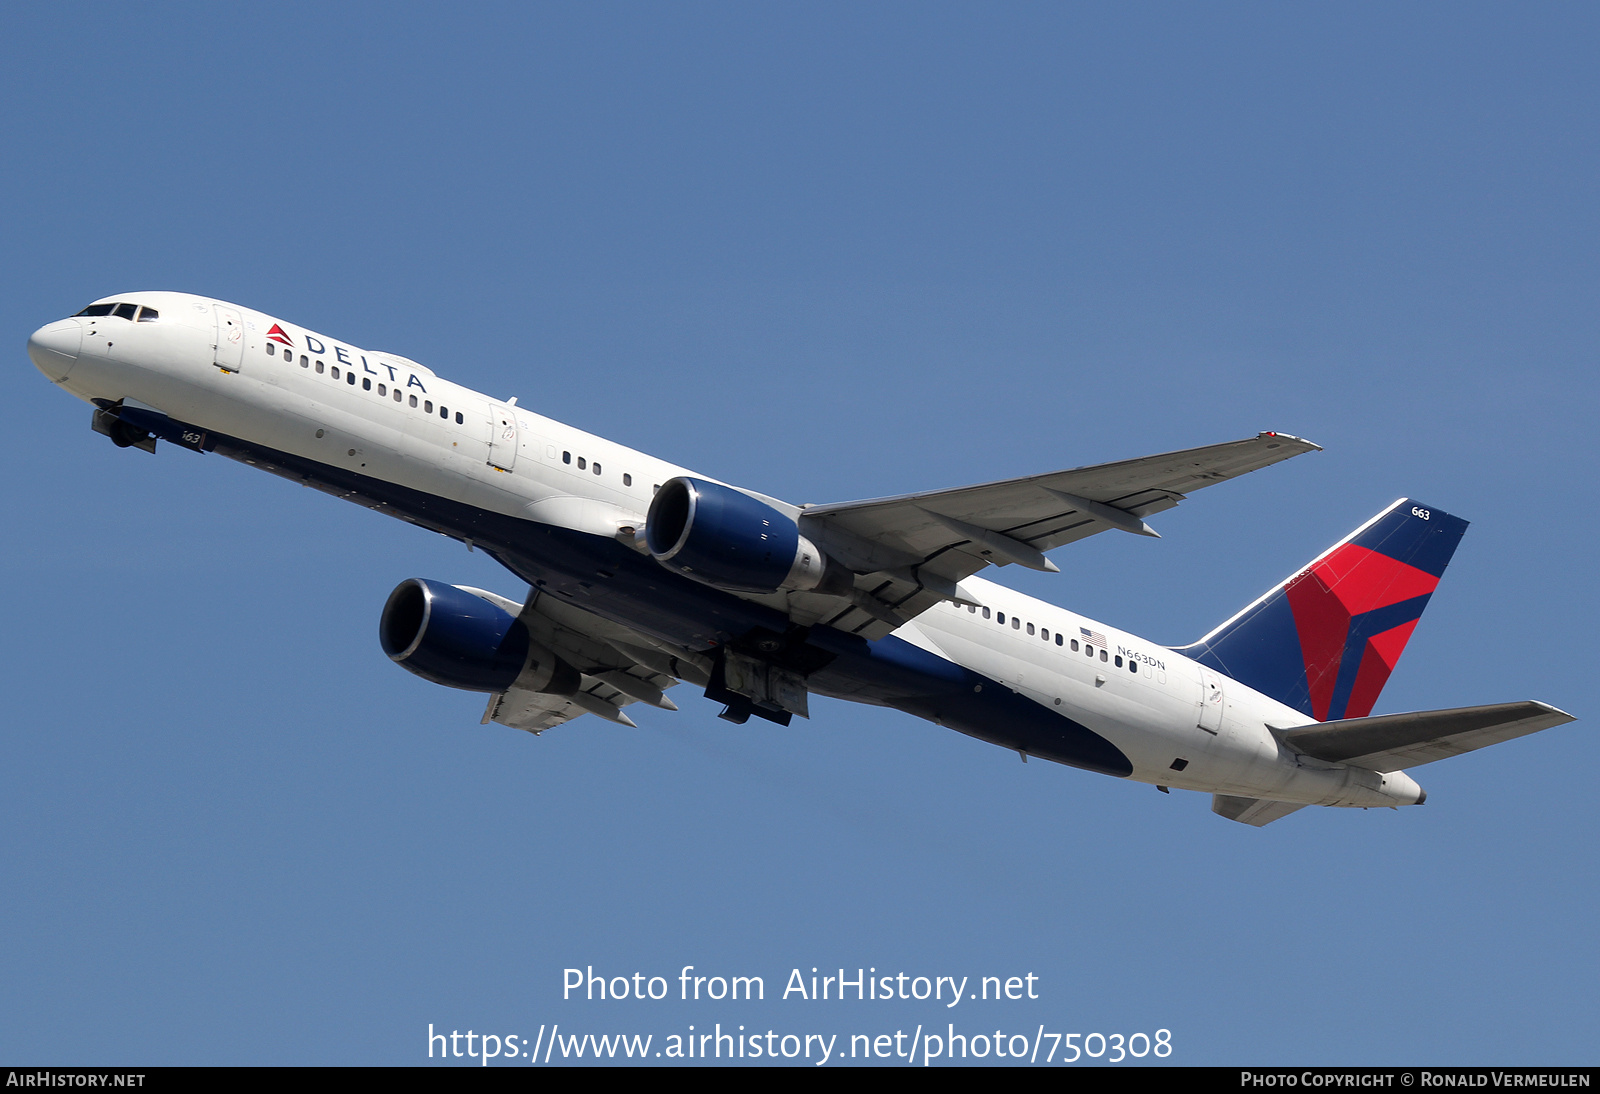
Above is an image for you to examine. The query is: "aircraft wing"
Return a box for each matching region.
[1276,701,1577,773]
[483,688,591,734]
[1212,795,1308,827]
[790,432,1321,639]
[469,587,709,734]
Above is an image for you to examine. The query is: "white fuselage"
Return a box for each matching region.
[29,291,1424,811]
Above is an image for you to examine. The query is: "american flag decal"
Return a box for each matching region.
[1080,626,1107,645]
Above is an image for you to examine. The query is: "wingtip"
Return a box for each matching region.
[1259,430,1322,452]
[1531,701,1578,725]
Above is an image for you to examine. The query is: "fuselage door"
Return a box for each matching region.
[1198,667,1225,734]
[488,402,518,471]
[213,305,245,373]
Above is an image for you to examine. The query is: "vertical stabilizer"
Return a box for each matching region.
[1176,499,1468,721]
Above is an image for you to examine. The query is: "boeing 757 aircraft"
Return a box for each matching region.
[28,292,1575,825]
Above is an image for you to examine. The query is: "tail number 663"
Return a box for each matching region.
[1411,507,1431,520]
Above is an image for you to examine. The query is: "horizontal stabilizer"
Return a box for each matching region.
[1277,701,1575,773]
[1212,795,1308,826]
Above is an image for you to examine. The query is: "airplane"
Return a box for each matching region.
[27,291,1576,826]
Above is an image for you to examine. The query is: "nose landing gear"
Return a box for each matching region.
[90,405,157,454]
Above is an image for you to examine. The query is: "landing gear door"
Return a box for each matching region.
[213,305,244,373]
[1198,667,1225,734]
[488,401,518,472]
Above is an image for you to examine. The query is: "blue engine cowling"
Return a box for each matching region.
[645,477,835,594]
[379,578,579,693]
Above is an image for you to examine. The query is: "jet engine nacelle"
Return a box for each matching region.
[379,578,578,694]
[645,477,840,595]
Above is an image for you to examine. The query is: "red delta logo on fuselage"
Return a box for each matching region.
[267,322,429,395]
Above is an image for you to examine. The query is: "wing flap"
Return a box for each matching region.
[479,587,703,734]
[484,689,588,733]
[1278,701,1576,772]
[1212,795,1309,826]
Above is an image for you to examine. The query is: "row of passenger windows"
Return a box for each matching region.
[966,605,1142,673]
[264,337,663,492]
[558,451,662,494]
[75,302,158,321]
[558,450,641,488]
[266,341,465,424]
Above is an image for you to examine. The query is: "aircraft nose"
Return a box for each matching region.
[28,318,82,382]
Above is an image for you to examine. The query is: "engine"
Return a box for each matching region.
[379,578,578,694]
[645,477,843,595]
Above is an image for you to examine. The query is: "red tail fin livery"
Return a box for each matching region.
[1179,499,1468,721]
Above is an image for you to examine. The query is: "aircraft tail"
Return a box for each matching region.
[1176,499,1469,721]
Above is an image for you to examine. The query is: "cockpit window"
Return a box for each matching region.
[73,301,158,320]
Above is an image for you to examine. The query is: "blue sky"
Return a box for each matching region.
[2,2,1595,1065]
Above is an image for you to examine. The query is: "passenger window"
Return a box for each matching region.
[578,457,587,470]
[996,612,1005,625]
[409,394,417,407]
[316,361,324,373]
[347,372,356,385]
[1129,661,1139,674]
[393,389,402,402]
[266,343,275,356]
[1114,655,1123,668]
[982,607,991,620]
[424,400,432,412]
[331,365,340,379]
[1070,639,1079,651]
[136,307,158,322]
[1100,649,1108,662]
[593,462,601,475]
[377,383,386,395]
[455,412,463,424]
[300,355,308,367]
[363,378,373,391]
[563,451,571,464]
[1040,628,1048,640]
[1055,634,1063,646]
[114,302,138,320]
[1026,623,1035,636]
[623,473,632,486]
[440,406,448,418]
